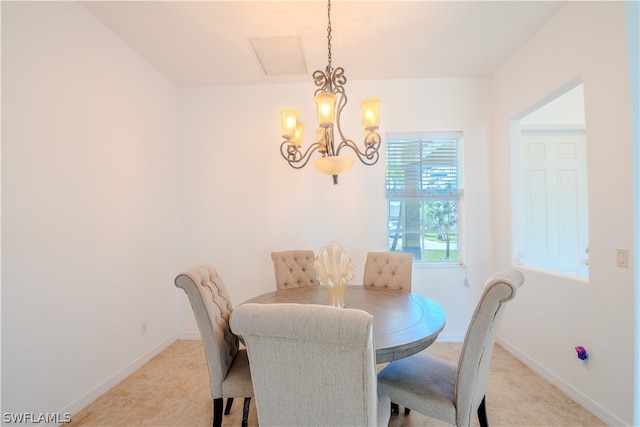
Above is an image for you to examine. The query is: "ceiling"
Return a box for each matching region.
[81,1,567,88]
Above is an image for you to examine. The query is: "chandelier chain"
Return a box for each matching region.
[326,0,332,70]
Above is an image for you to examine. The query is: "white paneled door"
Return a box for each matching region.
[521,128,589,278]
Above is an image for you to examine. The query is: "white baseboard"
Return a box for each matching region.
[176,331,201,340]
[60,335,177,418]
[497,337,627,427]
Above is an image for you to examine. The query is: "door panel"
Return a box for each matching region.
[521,129,588,277]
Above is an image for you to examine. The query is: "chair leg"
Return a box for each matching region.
[224,398,234,415]
[391,403,399,415]
[478,395,489,427]
[242,397,251,427]
[213,398,223,427]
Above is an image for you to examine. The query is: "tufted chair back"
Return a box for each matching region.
[454,269,524,426]
[362,252,413,292]
[175,264,253,427]
[271,250,319,291]
[230,303,391,427]
[377,269,525,427]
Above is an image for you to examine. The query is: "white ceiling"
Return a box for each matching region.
[81,1,567,88]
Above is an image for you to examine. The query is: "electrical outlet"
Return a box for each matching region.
[616,249,629,268]
[141,322,147,335]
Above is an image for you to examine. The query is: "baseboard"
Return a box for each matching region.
[176,331,201,340]
[496,337,627,427]
[60,334,177,418]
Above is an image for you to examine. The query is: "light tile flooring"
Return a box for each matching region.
[68,340,605,427]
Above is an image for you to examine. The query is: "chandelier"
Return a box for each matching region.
[279,0,381,185]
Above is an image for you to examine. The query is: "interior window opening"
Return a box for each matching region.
[511,82,589,279]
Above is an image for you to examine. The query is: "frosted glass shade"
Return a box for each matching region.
[314,92,337,128]
[313,156,356,176]
[360,98,380,130]
[280,109,299,139]
[291,122,304,147]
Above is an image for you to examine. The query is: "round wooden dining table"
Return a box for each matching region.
[242,285,446,363]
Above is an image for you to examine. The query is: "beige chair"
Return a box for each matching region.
[270,250,319,290]
[174,264,253,427]
[230,303,391,427]
[377,269,525,427]
[363,251,413,292]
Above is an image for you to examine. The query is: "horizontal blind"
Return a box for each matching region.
[386,132,462,199]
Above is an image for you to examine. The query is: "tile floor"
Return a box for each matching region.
[67,340,606,427]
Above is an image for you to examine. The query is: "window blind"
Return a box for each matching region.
[385,132,462,200]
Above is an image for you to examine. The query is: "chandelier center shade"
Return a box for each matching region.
[279,0,382,184]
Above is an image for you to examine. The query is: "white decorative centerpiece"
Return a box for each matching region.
[313,241,354,308]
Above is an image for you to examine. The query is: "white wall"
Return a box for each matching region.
[175,78,492,341]
[491,2,635,425]
[2,2,180,416]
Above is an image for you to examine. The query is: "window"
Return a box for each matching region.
[386,132,463,263]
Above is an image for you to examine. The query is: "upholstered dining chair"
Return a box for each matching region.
[377,269,525,427]
[174,264,253,427]
[270,250,319,290]
[363,251,413,292]
[230,303,391,427]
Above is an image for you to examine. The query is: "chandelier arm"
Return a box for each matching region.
[335,132,381,166]
[279,140,323,170]
[331,67,381,166]
[323,127,337,157]
[330,67,350,158]
[333,78,348,143]
[313,70,330,93]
